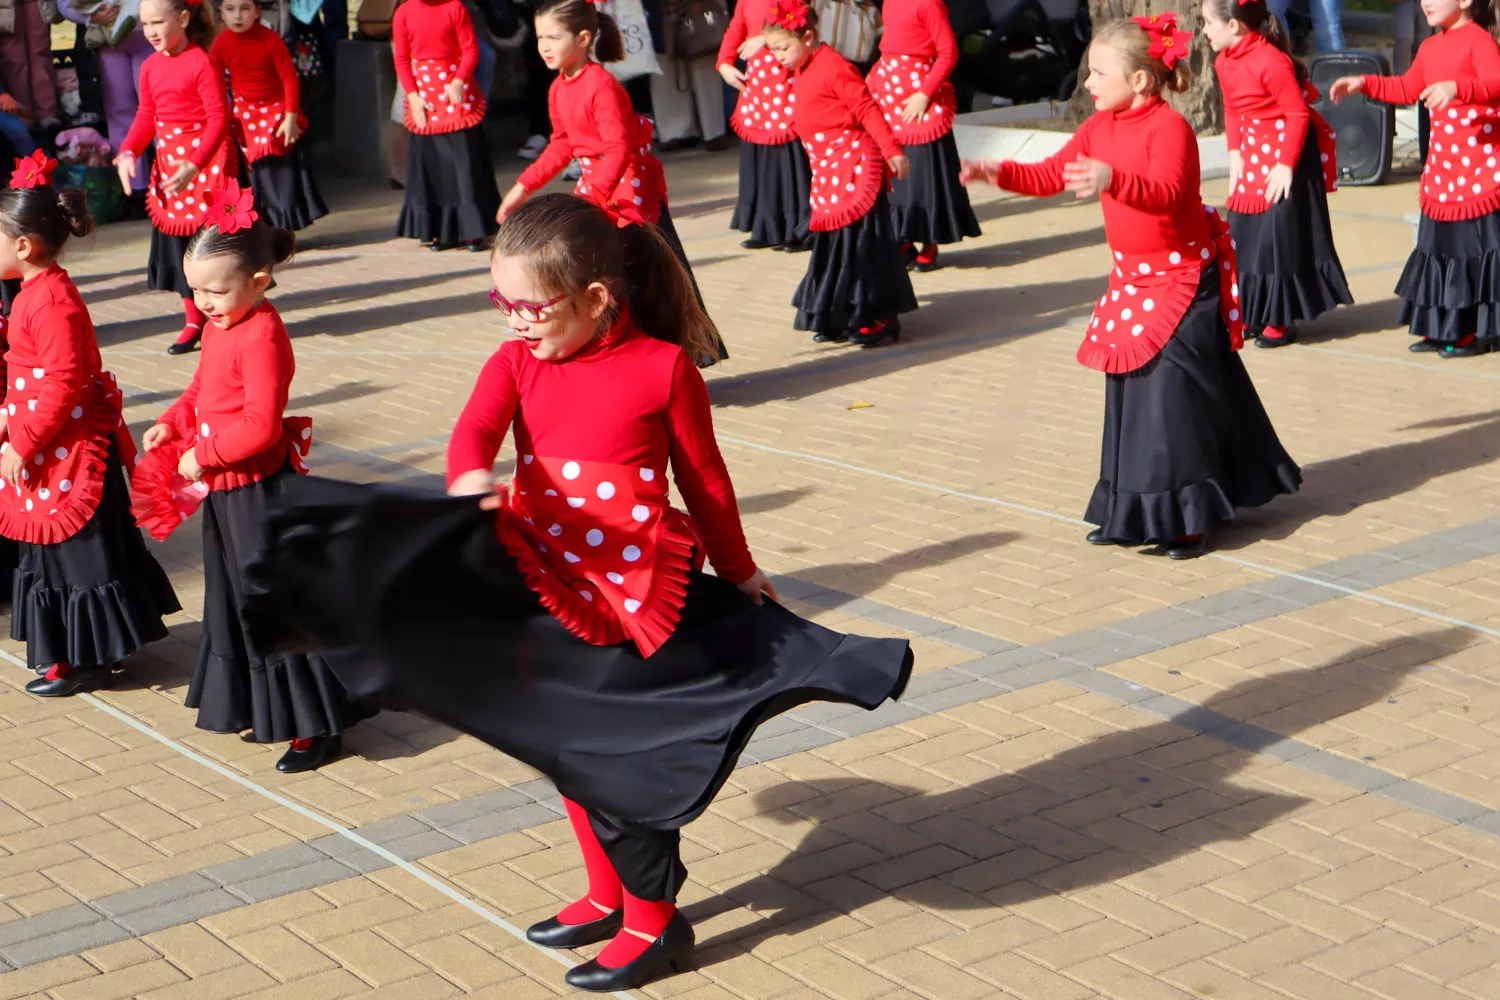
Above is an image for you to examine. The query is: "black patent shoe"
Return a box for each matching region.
[740,237,771,250]
[1409,338,1440,353]
[1166,535,1208,560]
[1254,330,1297,348]
[1085,529,1121,546]
[166,331,201,356]
[1441,339,1493,358]
[812,329,850,343]
[564,912,695,992]
[781,239,811,253]
[526,908,623,949]
[850,320,900,348]
[276,735,343,773]
[25,666,114,698]
[466,239,489,252]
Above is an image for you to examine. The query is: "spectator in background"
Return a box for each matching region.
[651,0,729,151]
[0,0,62,130]
[58,0,151,212]
[0,70,38,156]
[1268,0,1344,53]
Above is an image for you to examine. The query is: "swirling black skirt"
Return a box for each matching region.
[1086,266,1302,544]
[730,140,812,247]
[248,147,330,233]
[245,477,913,832]
[396,126,501,247]
[1395,208,1500,342]
[793,192,919,335]
[889,132,982,247]
[147,228,192,298]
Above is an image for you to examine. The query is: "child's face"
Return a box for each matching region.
[184,254,270,329]
[1200,5,1241,52]
[766,29,814,71]
[535,14,590,72]
[220,0,259,34]
[140,0,190,53]
[0,233,31,282]
[1084,40,1143,112]
[491,254,609,362]
[1422,0,1472,28]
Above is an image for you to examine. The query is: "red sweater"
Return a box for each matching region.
[794,44,903,162]
[994,98,1210,256]
[393,0,480,92]
[1363,21,1500,107]
[121,45,228,167]
[717,0,776,68]
[2,266,101,462]
[877,0,958,98]
[448,330,756,585]
[211,23,300,112]
[518,62,640,195]
[1217,32,1309,167]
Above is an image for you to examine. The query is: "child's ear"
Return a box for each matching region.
[251,271,273,293]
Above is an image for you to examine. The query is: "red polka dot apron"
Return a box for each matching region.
[1078,206,1246,375]
[573,113,667,227]
[498,455,700,658]
[402,58,486,135]
[148,119,239,237]
[802,128,886,231]
[1420,102,1500,219]
[867,54,954,146]
[0,372,135,545]
[731,48,798,145]
[1227,84,1338,214]
[230,95,309,163]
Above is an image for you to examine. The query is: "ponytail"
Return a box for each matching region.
[1475,0,1500,46]
[1205,0,1308,84]
[0,185,95,256]
[535,0,624,64]
[620,223,720,363]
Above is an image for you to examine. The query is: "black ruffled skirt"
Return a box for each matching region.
[10,449,180,670]
[1229,138,1352,333]
[244,477,913,832]
[147,228,192,298]
[793,192,919,335]
[889,132,981,247]
[1086,266,1302,544]
[396,127,501,247]
[1394,208,1500,342]
[185,468,370,742]
[248,148,329,233]
[731,140,812,248]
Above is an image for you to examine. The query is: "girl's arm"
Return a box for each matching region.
[392,9,417,92]
[453,3,481,83]
[120,62,158,157]
[577,84,637,200]
[7,298,87,461]
[834,61,903,160]
[1456,35,1500,104]
[918,0,959,97]
[446,345,522,489]
[194,336,292,469]
[192,55,229,169]
[716,1,750,69]
[1264,58,1311,168]
[147,368,201,447]
[270,29,302,113]
[516,84,573,190]
[1104,114,1192,212]
[664,352,756,584]
[1362,45,1427,105]
[981,128,1088,197]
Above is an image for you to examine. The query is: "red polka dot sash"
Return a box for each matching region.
[573,113,667,227]
[1227,97,1338,214]
[147,119,238,237]
[731,49,799,145]
[1420,102,1500,220]
[868,54,954,146]
[231,96,308,163]
[501,455,700,657]
[1079,206,1245,374]
[802,127,886,231]
[403,59,486,136]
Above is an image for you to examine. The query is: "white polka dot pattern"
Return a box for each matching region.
[402,59,486,135]
[867,54,955,145]
[730,49,800,145]
[145,118,238,236]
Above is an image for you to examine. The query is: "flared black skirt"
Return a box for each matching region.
[1086,266,1302,544]
[1394,208,1500,342]
[10,449,181,670]
[889,132,982,247]
[793,192,919,334]
[248,148,329,233]
[147,227,192,298]
[730,140,812,247]
[396,127,501,247]
[185,468,370,742]
[244,477,913,832]
[1229,138,1352,333]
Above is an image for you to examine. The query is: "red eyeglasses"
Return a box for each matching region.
[490,290,567,323]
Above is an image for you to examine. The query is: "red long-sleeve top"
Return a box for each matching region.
[210,23,300,112]
[993,98,1210,255]
[121,45,228,167]
[877,0,958,98]
[448,329,756,585]
[2,266,100,462]
[794,44,903,161]
[1217,32,1309,167]
[518,62,638,195]
[393,0,480,92]
[1362,21,1500,107]
[717,0,776,68]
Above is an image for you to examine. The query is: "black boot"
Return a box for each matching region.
[276,734,343,773]
[564,912,695,992]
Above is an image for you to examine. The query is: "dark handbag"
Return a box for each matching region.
[668,0,728,60]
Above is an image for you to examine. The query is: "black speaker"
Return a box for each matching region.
[1309,50,1395,186]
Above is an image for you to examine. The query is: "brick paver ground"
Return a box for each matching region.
[1,145,1499,999]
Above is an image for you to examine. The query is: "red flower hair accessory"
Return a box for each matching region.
[201,181,259,235]
[767,0,809,31]
[9,150,56,189]
[1133,12,1193,71]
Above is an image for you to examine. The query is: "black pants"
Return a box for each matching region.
[524,38,554,136]
[587,807,686,903]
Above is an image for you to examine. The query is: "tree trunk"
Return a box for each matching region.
[1064,0,1223,135]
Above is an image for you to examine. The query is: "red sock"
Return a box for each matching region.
[916,243,938,265]
[556,798,623,925]
[1261,325,1286,339]
[178,299,205,343]
[289,737,314,751]
[1178,533,1202,542]
[596,892,676,968]
[1454,334,1477,347]
[44,663,71,680]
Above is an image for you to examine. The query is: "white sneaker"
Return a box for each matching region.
[563,160,582,181]
[518,134,547,161]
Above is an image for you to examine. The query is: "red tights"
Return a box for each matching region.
[560,797,677,968]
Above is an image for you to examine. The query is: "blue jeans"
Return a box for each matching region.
[476,37,496,97]
[0,112,36,155]
[1267,0,1345,53]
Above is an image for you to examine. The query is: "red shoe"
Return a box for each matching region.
[913,243,940,272]
[849,320,901,348]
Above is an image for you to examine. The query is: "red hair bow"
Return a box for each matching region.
[767,0,809,31]
[1133,12,1193,71]
[201,181,258,235]
[10,150,55,189]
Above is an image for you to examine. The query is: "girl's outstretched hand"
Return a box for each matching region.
[141,423,174,452]
[114,151,137,194]
[888,154,911,181]
[1062,155,1111,198]
[1420,80,1459,110]
[735,567,779,605]
[958,158,997,186]
[1328,76,1364,103]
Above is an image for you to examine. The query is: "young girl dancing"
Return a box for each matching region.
[869,0,980,271]
[1202,0,1351,348]
[963,15,1300,558]
[1331,0,1500,357]
[135,185,364,773]
[244,193,913,991]
[764,0,916,347]
[115,0,236,358]
[0,153,180,697]
[719,0,812,251]
[213,0,328,232]
[395,0,500,251]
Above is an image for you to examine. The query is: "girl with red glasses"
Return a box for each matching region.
[246,192,913,992]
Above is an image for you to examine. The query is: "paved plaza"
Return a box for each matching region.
[0,147,1498,999]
